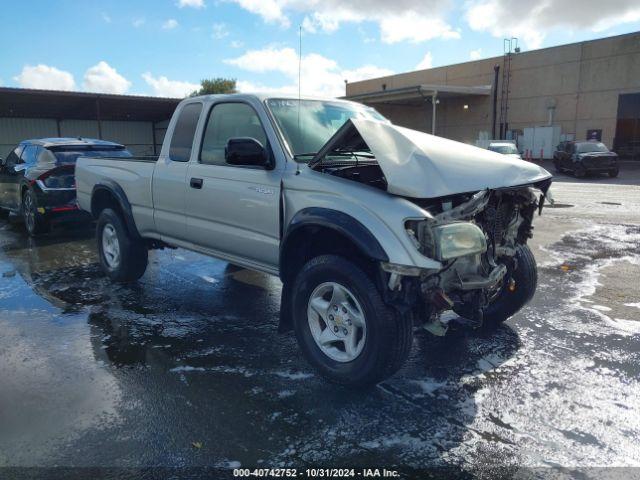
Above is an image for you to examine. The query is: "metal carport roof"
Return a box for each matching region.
[0,87,181,122]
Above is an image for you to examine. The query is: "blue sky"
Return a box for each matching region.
[1,0,640,98]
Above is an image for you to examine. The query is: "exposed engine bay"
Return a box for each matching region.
[403,183,551,332]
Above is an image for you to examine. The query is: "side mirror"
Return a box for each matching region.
[225,138,271,168]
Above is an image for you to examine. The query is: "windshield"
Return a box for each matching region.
[576,142,609,153]
[266,99,386,160]
[489,144,519,155]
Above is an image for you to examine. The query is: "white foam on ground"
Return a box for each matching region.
[170,365,206,372]
[411,378,448,396]
[273,371,314,380]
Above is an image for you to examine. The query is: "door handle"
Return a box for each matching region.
[190,177,203,189]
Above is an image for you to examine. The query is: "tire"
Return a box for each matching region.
[483,244,537,327]
[609,168,619,178]
[96,208,148,282]
[574,163,586,178]
[291,254,413,387]
[553,159,561,173]
[22,189,50,236]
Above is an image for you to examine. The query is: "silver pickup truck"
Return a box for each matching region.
[76,94,552,386]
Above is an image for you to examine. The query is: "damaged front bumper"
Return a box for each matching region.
[380,180,552,332]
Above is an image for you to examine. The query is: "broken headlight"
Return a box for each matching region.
[434,222,487,260]
[407,220,487,261]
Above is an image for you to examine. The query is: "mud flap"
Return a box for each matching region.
[278,281,293,333]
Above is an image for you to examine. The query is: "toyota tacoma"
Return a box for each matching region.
[76,94,552,386]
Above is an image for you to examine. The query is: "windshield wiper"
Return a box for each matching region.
[293,152,317,161]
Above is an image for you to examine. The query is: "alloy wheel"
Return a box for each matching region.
[101,224,121,269]
[23,193,35,233]
[307,282,367,362]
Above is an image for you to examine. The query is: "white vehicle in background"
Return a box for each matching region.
[488,142,522,159]
[75,93,552,387]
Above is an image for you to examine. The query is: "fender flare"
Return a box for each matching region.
[91,181,142,240]
[277,208,389,333]
[280,207,389,278]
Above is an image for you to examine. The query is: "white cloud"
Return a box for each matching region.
[230,40,244,48]
[14,64,76,91]
[226,47,392,97]
[228,0,457,43]
[465,0,640,48]
[101,13,112,23]
[142,73,200,97]
[163,19,179,30]
[177,0,205,8]
[212,23,229,39]
[230,0,289,27]
[470,48,482,60]
[132,18,145,27]
[416,52,433,70]
[379,13,460,43]
[83,61,131,94]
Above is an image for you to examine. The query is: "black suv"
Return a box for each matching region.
[0,138,132,235]
[553,140,619,178]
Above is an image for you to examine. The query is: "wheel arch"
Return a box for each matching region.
[91,181,141,240]
[279,207,389,283]
[278,208,389,333]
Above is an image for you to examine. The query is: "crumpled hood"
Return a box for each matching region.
[349,119,551,198]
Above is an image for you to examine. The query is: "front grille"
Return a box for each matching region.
[582,156,614,168]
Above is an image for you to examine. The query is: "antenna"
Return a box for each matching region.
[298,26,302,143]
[296,25,302,174]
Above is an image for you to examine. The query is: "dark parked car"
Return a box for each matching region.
[553,140,619,178]
[0,138,132,235]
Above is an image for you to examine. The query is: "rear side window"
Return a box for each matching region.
[169,103,203,162]
[21,145,39,164]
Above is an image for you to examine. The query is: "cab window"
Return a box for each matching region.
[169,103,203,162]
[200,102,268,166]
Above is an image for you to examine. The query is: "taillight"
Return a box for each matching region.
[41,174,75,188]
[37,167,75,189]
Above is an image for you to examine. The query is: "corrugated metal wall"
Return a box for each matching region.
[0,118,58,156]
[60,119,100,138]
[0,117,160,158]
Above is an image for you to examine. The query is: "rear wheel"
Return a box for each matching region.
[22,189,50,236]
[553,159,562,173]
[609,168,619,178]
[96,208,148,282]
[291,255,412,387]
[483,244,537,327]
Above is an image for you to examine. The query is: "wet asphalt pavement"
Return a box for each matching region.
[0,167,639,478]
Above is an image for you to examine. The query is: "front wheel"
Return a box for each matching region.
[609,168,619,178]
[574,163,587,178]
[483,244,537,327]
[291,255,413,387]
[22,189,50,236]
[96,208,148,282]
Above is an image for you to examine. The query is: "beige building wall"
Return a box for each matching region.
[346,31,640,148]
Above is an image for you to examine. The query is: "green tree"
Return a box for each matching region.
[190,78,237,96]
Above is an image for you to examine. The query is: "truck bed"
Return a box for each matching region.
[76,155,159,235]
